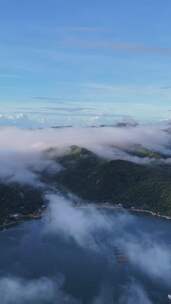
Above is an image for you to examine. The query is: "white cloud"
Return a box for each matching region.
[0,276,79,304]
[118,281,152,304]
[0,123,170,184]
[44,193,171,286]
[120,237,171,283]
[44,193,112,249]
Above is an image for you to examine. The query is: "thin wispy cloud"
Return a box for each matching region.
[0,73,21,79]
[79,83,171,104]
[55,26,108,33]
[57,38,171,56]
[32,96,63,102]
[160,86,171,90]
[0,276,79,304]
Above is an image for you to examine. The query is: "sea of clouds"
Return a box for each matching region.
[44,194,171,281]
[0,123,171,185]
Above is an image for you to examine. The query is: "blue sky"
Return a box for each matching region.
[0,0,171,125]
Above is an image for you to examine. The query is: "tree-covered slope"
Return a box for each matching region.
[1,144,171,227]
[52,146,171,216]
[0,183,44,225]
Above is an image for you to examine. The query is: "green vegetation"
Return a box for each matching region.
[0,183,44,226]
[126,145,167,159]
[1,144,171,227]
[53,146,171,217]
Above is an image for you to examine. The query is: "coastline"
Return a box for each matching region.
[77,203,171,221]
[1,202,171,232]
[0,212,42,232]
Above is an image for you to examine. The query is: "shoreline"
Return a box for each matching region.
[77,203,171,221]
[128,207,171,220]
[1,203,171,232]
[0,213,42,231]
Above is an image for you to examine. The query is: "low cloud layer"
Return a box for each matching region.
[44,193,113,249]
[0,150,59,185]
[0,124,169,153]
[118,281,152,304]
[119,235,171,283]
[44,194,171,282]
[0,275,153,304]
[0,123,170,184]
[0,276,79,304]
